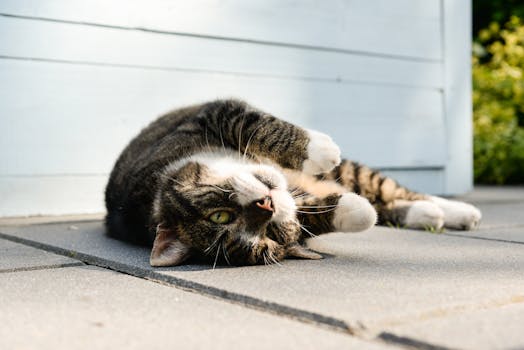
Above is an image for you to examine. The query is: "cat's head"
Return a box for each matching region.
[150,152,307,266]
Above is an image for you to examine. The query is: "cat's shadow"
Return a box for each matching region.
[152,251,336,272]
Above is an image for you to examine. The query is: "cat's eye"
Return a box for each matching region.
[208,210,233,224]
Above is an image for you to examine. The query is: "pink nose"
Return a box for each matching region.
[255,196,273,212]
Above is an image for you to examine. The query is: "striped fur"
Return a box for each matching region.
[105,99,481,267]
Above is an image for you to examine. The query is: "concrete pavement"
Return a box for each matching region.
[1,186,523,350]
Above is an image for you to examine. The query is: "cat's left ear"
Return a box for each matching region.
[150,224,191,267]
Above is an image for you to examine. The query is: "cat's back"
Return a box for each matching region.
[120,103,203,166]
[104,102,206,244]
[108,103,205,184]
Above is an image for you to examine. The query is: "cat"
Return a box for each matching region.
[105,99,482,267]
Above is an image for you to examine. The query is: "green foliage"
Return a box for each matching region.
[473,17,524,184]
[473,0,524,35]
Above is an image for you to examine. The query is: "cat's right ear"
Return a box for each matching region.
[150,224,191,267]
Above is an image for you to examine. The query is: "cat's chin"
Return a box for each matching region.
[240,237,285,265]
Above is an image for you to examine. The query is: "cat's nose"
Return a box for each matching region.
[245,196,274,230]
[255,196,273,212]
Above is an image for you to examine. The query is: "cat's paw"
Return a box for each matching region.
[302,129,341,175]
[404,200,445,230]
[430,197,482,230]
[332,193,377,232]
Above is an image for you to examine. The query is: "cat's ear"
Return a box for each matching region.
[285,243,323,260]
[150,224,191,267]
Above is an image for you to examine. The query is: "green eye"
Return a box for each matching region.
[208,211,232,224]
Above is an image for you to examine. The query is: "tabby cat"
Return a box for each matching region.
[105,99,481,267]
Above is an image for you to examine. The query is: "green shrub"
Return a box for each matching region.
[473,16,524,184]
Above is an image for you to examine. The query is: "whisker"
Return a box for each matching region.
[298,223,317,238]
[208,184,233,193]
[268,251,282,266]
[296,208,338,214]
[158,173,185,187]
[204,125,213,154]
[221,240,231,266]
[292,193,311,200]
[205,232,225,254]
[243,122,265,160]
[212,242,220,270]
[204,240,218,254]
[217,119,226,151]
[296,204,339,209]
[237,114,246,156]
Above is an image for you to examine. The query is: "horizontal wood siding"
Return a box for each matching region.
[0,59,445,175]
[0,0,442,59]
[0,0,470,216]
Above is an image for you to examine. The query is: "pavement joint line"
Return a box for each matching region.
[473,223,524,230]
[443,232,524,245]
[0,230,354,333]
[0,230,458,350]
[377,332,459,350]
[467,199,524,205]
[0,262,85,274]
[0,218,103,227]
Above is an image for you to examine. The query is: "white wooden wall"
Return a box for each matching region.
[0,0,472,217]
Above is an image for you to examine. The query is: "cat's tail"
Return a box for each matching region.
[319,159,427,205]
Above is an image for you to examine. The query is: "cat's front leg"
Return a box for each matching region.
[202,99,341,174]
[302,129,341,175]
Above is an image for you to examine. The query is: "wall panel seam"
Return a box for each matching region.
[0,12,443,63]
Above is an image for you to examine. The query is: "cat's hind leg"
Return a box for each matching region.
[378,197,481,231]
[378,200,445,230]
[318,159,481,231]
[429,196,482,230]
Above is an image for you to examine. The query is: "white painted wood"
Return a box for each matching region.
[442,0,473,195]
[0,59,446,177]
[0,0,442,60]
[0,16,443,89]
[381,169,445,195]
[0,169,445,217]
[0,175,106,216]
[0,0,471,217]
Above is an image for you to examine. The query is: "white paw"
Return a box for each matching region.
[404,200,444,230]
[332,193,377,232]
[430,196,482,230]
[302,129,341,175]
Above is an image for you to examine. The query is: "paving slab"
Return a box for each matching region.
[385,302,524,350]
[2,219,524,350]
[454,186,524,229]
[0,237,81,272]
[456,186,524,204]
[0,265,387,350]
[470,201,524,230]
[447,225,524,244]
[446,186,524,243]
